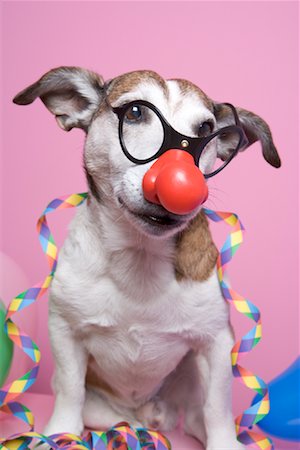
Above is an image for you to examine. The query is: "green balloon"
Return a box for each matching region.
[0,299,14,387]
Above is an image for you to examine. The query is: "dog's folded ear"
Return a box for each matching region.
[213,103,281,168]
[13,66,104,132]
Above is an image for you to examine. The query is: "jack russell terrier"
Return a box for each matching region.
[13,67,280,449]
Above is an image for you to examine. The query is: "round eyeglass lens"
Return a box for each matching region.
[198,129,241,176]
[121,104,164,161]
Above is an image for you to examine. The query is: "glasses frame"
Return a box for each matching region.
[112,100,248,179]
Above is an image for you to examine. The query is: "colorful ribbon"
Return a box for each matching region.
[0,193,271,449]
[204,209,272,450]
[0,424,171,449]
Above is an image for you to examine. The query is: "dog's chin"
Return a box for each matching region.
[119,198,193,239]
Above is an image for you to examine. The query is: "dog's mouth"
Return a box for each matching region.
[118,197,190,234]
[133,211,181,227]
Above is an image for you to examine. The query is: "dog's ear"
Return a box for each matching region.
[13,66,104,132]
[213,103,281,168]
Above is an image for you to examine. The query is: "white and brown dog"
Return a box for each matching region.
[14,67,280,449]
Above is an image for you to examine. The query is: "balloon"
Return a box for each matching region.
[0,299,13,387]
[253,357,300,441]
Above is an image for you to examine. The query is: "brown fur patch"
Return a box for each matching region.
[175,210,218,282]
[170,78,214,112]
[86,355,117,396]
[107,70,169,105]
[214,103,281,168]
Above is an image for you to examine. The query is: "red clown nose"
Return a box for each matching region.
[142,149,208,215]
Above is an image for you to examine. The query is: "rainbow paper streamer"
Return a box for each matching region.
[0,194,271,449]
[203,209,273,450]
[0,423,171,449]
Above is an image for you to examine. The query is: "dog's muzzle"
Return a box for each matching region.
[142,149,208,215]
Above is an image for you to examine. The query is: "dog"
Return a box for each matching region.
[13,67,280,450]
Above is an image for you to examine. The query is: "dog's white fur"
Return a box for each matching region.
[14,67,280,449]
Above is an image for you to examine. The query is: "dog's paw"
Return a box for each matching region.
[34,416,83,450]
[136,398,178,431]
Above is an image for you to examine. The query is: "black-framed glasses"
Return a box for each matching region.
[112,100,248,178]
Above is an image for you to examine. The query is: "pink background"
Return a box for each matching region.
[1,0,299,434]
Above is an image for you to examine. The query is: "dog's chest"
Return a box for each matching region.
[77,288,195,405]
[50,221,227,402]
[62,269,225,404]
[79,283,193,391]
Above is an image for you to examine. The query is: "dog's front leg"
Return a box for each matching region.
[186,327,245,450]
[43,312,88,437]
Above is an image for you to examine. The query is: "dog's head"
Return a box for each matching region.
[14,67,281,238]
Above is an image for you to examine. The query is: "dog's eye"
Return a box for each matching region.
[198,121,213,138]
[125,105,143,122]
